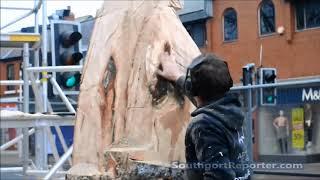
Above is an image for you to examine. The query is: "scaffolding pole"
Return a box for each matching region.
[0,128,35,151]
[44,145,73,180]
[50,77,76,113]
[0,80,40,85]
[27,65,83,73]
[34,0,48,170]
[22,43,30,174]
[34,0,40,79]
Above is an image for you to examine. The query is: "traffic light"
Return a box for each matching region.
[241,63,256,108]
[242,63,255,86]
[50,20,83,95]
[260,68,277,105]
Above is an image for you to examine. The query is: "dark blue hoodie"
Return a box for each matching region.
[184,92,251,180]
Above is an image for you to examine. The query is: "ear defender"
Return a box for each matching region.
[184,54,206,97]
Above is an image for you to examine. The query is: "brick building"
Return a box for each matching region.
[183,0,320,81]
[0,51,22,98]
[0,50,22,149]
[207,0,320,81]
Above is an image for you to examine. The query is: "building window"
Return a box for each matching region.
[223,8,238,42]
[295,0,320,30]
[259,0,276,35]
[184,21,206,47]
[7,64,15,91]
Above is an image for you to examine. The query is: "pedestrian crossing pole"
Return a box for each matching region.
[242,63,255,173]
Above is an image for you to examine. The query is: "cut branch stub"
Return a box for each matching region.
[103,57,117,94]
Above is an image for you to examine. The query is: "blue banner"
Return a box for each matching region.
[277,84,320,105]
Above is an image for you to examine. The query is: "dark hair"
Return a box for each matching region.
[190,53,233,102]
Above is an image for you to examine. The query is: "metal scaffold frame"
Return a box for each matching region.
[0,0,81,179]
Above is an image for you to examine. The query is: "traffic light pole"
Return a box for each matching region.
[246,86,253,172]
[241,63,254,174]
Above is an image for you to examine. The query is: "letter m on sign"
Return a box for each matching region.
[302,88,313,101]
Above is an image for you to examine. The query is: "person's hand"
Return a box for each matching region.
[157,52,183,82]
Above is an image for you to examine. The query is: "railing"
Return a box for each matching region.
[229,77,320,169]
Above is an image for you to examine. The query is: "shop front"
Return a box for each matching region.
[257,83,320,163]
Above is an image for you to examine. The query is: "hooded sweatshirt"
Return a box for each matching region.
[184,91,251,180]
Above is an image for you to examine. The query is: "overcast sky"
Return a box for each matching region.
[1,0,104,33]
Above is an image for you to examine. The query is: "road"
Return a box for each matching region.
[0,172,65,180]
[253,174,320,180]
[1,172,39,180]
[1,172,320,180]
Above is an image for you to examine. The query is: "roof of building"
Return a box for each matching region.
[0,48,22,61]
[0,30,24,61]
[76,15,93,23]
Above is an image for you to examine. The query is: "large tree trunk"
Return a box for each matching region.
[68,0,200,178]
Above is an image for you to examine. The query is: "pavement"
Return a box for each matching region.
[254,163,320,177]
[252,174,320,180]
[0,172,38,180]
[1,151,320,179]
[1,172,320,180]
[0,151,22,167]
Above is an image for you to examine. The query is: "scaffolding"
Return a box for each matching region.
[0,0,81,179]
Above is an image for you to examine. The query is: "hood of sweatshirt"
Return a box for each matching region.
[191,92,244,130]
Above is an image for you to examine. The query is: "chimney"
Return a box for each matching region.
[64,6,75,21]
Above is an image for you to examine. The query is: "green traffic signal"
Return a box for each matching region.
[61,72,81,88]
[267,96,274,103]
[65,76,77,88]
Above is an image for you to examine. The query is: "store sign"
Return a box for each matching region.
[291,108,304,150]
[277,85,320,105]
[302,88,320,101]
